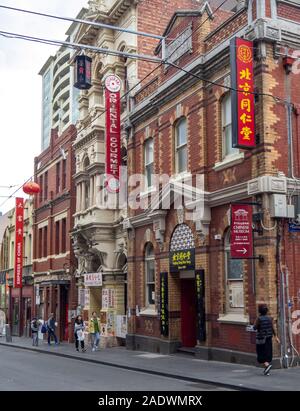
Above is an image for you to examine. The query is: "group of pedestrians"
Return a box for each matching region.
[31,311,101,353]
[74,311,101,353]
[30,312,58,347]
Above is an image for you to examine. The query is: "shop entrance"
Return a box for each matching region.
[180,277,197,347]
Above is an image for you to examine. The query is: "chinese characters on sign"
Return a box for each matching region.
[14,197,24,288]
[195,270,206,342]
[102,289,115,310]
[84,272,103,287]
[160,272,169,337]
[169,249,195,272]
[230,204,253,259]
[105,74,122,193]
[230,37,256,149]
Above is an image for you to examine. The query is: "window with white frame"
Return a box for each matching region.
[175,118,188,173]
[224,229,244,312]
[144,138,154,188]
[145,243,155,307]
[222,93,238,159]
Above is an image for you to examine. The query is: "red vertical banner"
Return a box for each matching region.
[230,37,256,149]
[230,204,253,259]
[14,197,24,288]
[105,74,122,193]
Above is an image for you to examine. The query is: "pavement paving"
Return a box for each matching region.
[0,336,300,391]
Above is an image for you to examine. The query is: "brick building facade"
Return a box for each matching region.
[33,125,77,342]
[125,0,300,366]
[70,0,205,345]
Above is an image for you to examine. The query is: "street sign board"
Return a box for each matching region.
[288,222,300,232]
[230,204,253,259]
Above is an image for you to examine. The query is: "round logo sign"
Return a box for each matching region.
[105,175,120,193]
[105,75,121,93]
[237,44,252,64]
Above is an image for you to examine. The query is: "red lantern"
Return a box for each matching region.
[22,181,40,195]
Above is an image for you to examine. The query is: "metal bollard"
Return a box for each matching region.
[5,324,12,342]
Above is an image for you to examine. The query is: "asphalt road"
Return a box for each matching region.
[0,345,232,391]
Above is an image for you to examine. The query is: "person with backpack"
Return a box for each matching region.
[31,317,39,346]
[47,313,58,345]
[74,315,86,353]
[253,304,280,375]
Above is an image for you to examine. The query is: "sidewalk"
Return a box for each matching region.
[0,336,300,391]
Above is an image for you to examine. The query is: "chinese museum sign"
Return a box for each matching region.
[230,204,253,259]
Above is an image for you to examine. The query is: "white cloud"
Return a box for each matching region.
[0,0,88,213]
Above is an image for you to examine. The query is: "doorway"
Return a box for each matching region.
[180,278,197,347]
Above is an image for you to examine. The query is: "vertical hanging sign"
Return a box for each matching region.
[160,272,169,337]
[230,37,256,149]
[195,269,206,342]
[105,74,122,193]
[230,204,253,259]
[14,197,24,288]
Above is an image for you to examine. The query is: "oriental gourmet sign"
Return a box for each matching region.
[14,197,24,288]
[230,37,256,149]
[105,74,122,192]
[230,204,253,259]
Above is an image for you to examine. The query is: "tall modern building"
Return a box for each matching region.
[39,9,87,151]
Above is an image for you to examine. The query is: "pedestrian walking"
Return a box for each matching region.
[89,311,101,352]
[74,315,86,352]
[253,304,280,375]
[47,313,58,345]
[31,317,39,346]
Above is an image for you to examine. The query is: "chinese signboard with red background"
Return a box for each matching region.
[14,197,24,288]
[230,204,253,259]
[105,74,121,192]
[230,37,256,149]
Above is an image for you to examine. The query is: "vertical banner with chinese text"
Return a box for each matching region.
[230,204,253,259]
[105,74,122,193]
[195,269,206,342]
[14,197,24,288]
[230,37,256,149]
[160,272,169,337]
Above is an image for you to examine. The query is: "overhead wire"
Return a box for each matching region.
[0,0,231,211]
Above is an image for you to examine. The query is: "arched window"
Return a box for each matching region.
[221,93,238,159]
[145,243,155,307]
[83,156,90,170]
[224,229,244,312]
[175,118,187,173]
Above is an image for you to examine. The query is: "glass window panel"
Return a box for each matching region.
[227,254,243,280]
[177,146,187,173]
[146,163,153,187]
[147,260,155,282]
[148,284,155,305]
[145,139,153,164]
[176,119,187,147]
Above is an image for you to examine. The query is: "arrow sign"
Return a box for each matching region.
[231,204,253,259]
[236,248,247,254]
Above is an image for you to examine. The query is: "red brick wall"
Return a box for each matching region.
[33,125,77,273]
[278,1,300,22]
[205,10,247,52]
[136,0,200,84]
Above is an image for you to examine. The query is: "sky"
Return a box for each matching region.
[0,0,88,214]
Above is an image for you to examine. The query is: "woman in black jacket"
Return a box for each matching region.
[253,304,280,375]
